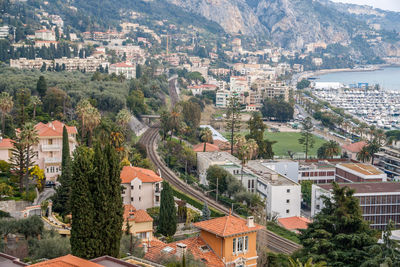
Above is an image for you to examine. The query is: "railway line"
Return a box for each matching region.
[139,127,301,255]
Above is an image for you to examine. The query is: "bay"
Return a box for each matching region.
[315,67,400,91]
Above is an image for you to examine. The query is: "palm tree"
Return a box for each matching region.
[289,257,326,267]
[30,96,42,121]
[357,145,371,163]
[85,106,101,147]
[235,136,257,183]
[367,139,381,165]
[76,99,91,139]
[0,92,14,136]
[247,138,258,160]
[20,122,39,194]
[116,108,132,129]
[169,107,182,139]
[324,140,340,159]
[200,128,213,152]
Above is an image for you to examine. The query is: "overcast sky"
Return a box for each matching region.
[331,0,400,12]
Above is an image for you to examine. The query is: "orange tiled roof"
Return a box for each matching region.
[111,62,135,68]
[33,120,77,137]
[123,204,153,223]
[193,143,220,152]
[30,254,103,267]
[277,216,311,231]
[342,141,367,153]
[121,166,162,184]
[0,138,14,149]
[144,237,224,267]
[193,215,263,237]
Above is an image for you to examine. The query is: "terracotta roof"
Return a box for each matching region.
[0,138,14,149]
[213,140,231,151]
[193,143,220,152]
[319,182,400,194]
[34,120,77,137]
[30,254,103,267]
[90,255,141,267]
[278,216,311,231]
[144,237,224,267]
[342,141,367,153]
[121,166,162,184]
[35,29,53,33]
[193,215,263,237]
[338,163,384,176]
[123,205,153,223]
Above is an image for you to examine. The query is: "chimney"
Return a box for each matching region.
[176,243,187,258]
[246,216,254,228]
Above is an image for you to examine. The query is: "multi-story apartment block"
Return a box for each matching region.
[335,163,387,183]
[33,121,77,180]
[0,25,9,39]
[312,182,400,229]
[121,166,163,210]
[254,80,290,102]
[10,57,107,72]
[35,29,56,41]
[109,62,136,79]
[216,90,232,108]
[375,141,400,180]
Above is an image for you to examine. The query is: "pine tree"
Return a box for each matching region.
[36,76,47,98]
[296,182,377,266]
[201,202,210,221]
[70,146,95,259]
[226,95,241,154]
[158,181,177,237]
[52,126,72,216]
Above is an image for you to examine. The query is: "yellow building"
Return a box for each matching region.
[123,205,154,241]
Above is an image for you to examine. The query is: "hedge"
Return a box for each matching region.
[267,221,301,244]
[172,187,223,218]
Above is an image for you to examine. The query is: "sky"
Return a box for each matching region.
[331,0,400,12]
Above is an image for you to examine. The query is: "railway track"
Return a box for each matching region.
[139,127,301,255]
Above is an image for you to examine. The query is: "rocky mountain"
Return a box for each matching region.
[163,0,399,49]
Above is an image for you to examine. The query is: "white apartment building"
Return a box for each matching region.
[0,25,9,39]
[216,90,231,108]
[197,152,301,218]
[247,160,301,219]
[109,62,136,79]
[121,166,163,210]
[10,57,107,72]
[35,29,56,41]
[33,121,77,179]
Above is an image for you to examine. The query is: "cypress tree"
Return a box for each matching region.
[36,76,47,98]
[158,181,177,237]
[70,146,95,259]
[52,126,72,216]
[70,141,123,259]
[201,202,211,221]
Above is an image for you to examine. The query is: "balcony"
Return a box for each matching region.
[44,157,61,164]
[41,144,61,152]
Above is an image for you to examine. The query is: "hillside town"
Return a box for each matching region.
[0,0,400,266]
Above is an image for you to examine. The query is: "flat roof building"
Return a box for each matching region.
[335,163,387,183]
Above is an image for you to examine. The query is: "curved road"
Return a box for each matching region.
[139,127,301,254]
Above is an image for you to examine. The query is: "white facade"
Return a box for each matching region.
[109,62,136,79]
[35,29,56,41]
[122,178,162,210]
[216,90,231,108]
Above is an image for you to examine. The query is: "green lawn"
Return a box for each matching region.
[264,132,326,157]
[222,131,326,157]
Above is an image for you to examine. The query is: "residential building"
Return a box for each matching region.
[312,182,400,229]
[375,141,400,180]
[247,160,301,218]
[34,29,56,41]
[298,160,336,184]
[123,204,154,241]
[32,121,77,179]
[335,163,387,183]
[193,143,220,153]
[30,254,141,267]
[216,90,231,108]
[261,160,299,183]
[121,166,163,210]
[188,84,217,96]
[10,57,107,72]
[253,80,290,102]
[0,25,9,39]
[341,141,367,160]
[109,62,136,79]
[197,152,241,185]
[0,137,14,163]
[145,215,263,267]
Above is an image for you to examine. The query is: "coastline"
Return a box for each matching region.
[295,64,399,83]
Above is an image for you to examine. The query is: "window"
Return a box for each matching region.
[286,199,290,203]
[286,209,290,214]
[139,197,141,202]
[233,238,236,253]
[287,189,290,193]
[244,236,248,251]
[156,196,160,202]
[131,185,134,190]
[48,139,53,145]
[131,197,133,201]
[316,204,320,210]
[237,237,243,252]
[139,185,141,190]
